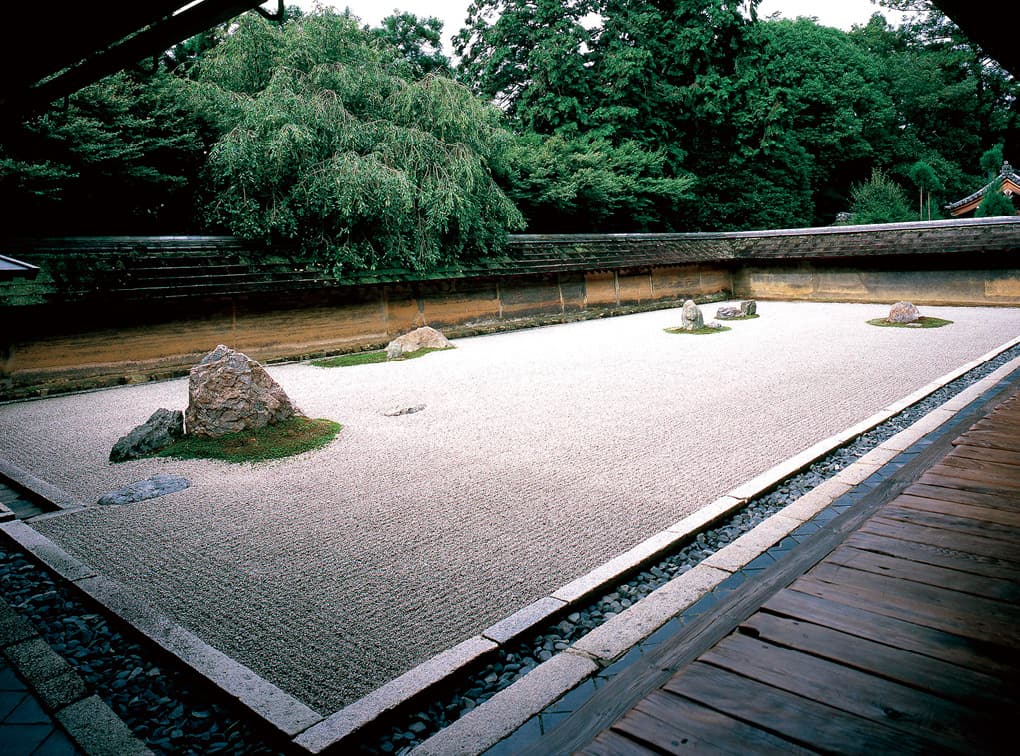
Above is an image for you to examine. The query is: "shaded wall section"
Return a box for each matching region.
[1,265,728,399]
[2,217,1019,399]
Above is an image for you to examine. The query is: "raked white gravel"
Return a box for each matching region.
[2,300,1019,711]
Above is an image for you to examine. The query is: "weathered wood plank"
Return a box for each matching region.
[904,481,1020,509]
[663,662,942,754]
[844,530,1020,582]
[894,494,1020,527]
[790,570,1020,646]
[947,444,1020,467]
[938,454,1020,482]
[860,518,1020,566]
[614,691,809,756]
[577,729,661,756]
[825,545,1020,601]
[874,504,1020,545]
[759,590,1017,678]
[950,430,1020,453]
[702,633,993,751]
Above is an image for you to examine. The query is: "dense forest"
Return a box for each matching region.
[0,0,1015,276]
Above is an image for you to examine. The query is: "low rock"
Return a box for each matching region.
[679,300,704,331]
[715,306,742,320]
[888,301,920,323]
[383,404,426,417]
[185,345,300,438]
[386,326,454,360]
[740,300,757,316]
[97,474,190,506]
[706,320,725,330]
[110,409,184,462]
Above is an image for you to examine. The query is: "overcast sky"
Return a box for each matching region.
[285,0,912,53]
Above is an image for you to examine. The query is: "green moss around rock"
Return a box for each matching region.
[156,416,342,463]
[310,347,450,368]
[866,316,953,329]
[664,325,732,335]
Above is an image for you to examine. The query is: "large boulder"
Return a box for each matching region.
[110,408,184,462]
[185,345,300,438]
[716,306,742,320]
[888,301,920,323]
[680,300,705,331]
[386,326,454,360]
[740,300,757,316]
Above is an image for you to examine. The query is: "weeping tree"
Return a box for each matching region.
[194,9,523,276]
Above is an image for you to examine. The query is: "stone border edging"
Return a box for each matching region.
[2,334,1019,755]
[0,458,86,512]
[1,594,152,755]
[0,520,323,743]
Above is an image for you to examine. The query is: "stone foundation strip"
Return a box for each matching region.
[1,595,151,755]
[2,334,1019,754]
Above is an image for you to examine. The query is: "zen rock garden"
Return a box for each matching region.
[109,345,302,462]
[716,300,758,320]
[868,301,952,329]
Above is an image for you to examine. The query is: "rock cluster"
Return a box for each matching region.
[386,326,454,360]
[185,345,300,438]
[716,300,757,320]
[888,301,920,323]
[109,409,184,462]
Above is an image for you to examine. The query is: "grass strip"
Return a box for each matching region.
[664,325,732,335]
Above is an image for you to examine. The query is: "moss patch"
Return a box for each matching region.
[157,416,342,463]
[311,347,450,368]
[664,325,732,335]
[866,316,953,329]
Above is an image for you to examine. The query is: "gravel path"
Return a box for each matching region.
[2,301,1019,712]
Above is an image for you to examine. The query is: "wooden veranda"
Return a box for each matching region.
[531,374,1020,755]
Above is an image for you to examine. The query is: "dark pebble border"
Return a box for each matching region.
[0,340,1017,756]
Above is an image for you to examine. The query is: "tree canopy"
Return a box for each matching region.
[1,1,1016,268]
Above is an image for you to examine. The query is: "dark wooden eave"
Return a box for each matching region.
[932,1,1020,79]
[0,1,277,121]
[0,255,40,281]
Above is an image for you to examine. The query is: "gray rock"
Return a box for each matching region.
[185,345,300,438]
[386,326,454,360]
[97,474,190,506]
[716,306,742,320]
[109,409,184,462]
[383,404,426,417]
[740,300,757,316]
[888,301,920,323]
[680,300,704,331]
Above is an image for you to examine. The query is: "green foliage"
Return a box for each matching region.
[980,144,1005,177]
[0,70,207,234]
[975,189,1017,217]
[311,346,449,368]
[866,316,952,328]
[157,416,341,463]
[370,12,450,78]
[849,169,915,224]
[195,10,523,276]
[664,325,732,335]
[506,133,694,232]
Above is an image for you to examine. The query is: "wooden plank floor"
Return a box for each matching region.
[577,390,1020,755]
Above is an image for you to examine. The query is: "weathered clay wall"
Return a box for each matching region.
[1,265,729,399]
[733,257,1020,306]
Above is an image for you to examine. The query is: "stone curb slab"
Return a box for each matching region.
[295,635,497,753]
[409,652,599,756]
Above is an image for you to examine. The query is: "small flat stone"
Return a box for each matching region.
[97,475,189,506]
[382,404,426,417]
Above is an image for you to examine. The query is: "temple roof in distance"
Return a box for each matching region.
[945,162,1020,217]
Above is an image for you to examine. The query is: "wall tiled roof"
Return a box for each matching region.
[2,217,1018,305]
